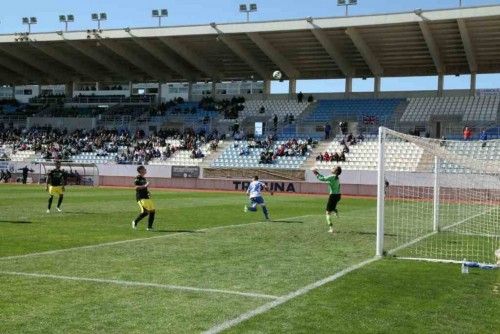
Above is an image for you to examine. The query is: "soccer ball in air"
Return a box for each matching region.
[495,249,500,266]
[272,70,283,80]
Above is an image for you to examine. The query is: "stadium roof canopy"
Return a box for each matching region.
[0,5,500,84]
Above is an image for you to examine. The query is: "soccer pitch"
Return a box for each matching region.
[0,185,498,333]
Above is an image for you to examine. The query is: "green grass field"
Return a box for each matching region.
[0,185,498,333]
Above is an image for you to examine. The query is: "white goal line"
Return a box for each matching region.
[0,214,316,261]
[0,270,279,300]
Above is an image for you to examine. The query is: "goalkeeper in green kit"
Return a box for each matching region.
[312,166,342,233]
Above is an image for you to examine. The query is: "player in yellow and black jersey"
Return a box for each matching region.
[132,165,156,231]
[46,161,67,213]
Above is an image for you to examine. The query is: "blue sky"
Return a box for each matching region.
[1,0,500,93]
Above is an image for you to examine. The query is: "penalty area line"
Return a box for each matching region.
[0,271,279,300]
[0,214,316,261]
[203,257,379,334]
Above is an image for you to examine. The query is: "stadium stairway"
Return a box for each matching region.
[302,140,332,169]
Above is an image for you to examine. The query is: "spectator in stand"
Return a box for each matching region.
[463,127,472,141]
[273,114,278,132]
[339,152,346,162]
[339,121,348,135]
[324,123,331,140]
[357,133,365,142]
[307,95,314,103]
[342,144,349,154]
[297,91,304,103]
[331,152,340,163]
[480,129,488,147]
[240,145,250,156]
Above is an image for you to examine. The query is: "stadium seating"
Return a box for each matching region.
[304,99,403,123]
[241,99,310,119]
[167,102,219,122]
[212,140,311,169]
[440,140,499,173]
[401,96,500,122]
[315,136,423,172]
[71,152,118,164]
[148,140,213,166]
[9,150,37,162]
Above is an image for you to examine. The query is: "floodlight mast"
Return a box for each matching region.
[152,9,168,27]
[239,3,257,22]
[91,12,107,29]
[59,14,74,32]
[337,0,357,16]
[22,17,37,33]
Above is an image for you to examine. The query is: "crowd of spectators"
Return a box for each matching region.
[0,126,220,165]
[316,132,364,163]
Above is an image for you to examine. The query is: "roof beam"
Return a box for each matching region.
[30,43,102,81]
[308,23,353,76]
[0,51,48,83]
[457,19,478,73]
[0,46,69,83]
[246,32,300,79]
[98,38,171,81]
[418,21,444,74]
[64,40,138,80]
[0,66,20,84]
[128,35,196,81]
[214,33,269,80]
[345,27,383,76]
[159,37,221,79]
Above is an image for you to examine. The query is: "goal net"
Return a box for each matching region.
[376,127,500,265]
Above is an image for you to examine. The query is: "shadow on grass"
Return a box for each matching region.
[151,229,198,233]
[0,220,32,224]
[269,220,304,224]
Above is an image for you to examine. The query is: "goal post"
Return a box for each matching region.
[376,127,500,265]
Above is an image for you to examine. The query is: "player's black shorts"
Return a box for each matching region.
[326,194,341,212]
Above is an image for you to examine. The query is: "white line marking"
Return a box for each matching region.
[203,257,379,334]
[0,215,316,261]
[0,271,279,300]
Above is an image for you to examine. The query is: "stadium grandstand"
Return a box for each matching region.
[1,2,499,333]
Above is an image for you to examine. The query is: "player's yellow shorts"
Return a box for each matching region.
[48,186,64,196]
[138,199,155,213]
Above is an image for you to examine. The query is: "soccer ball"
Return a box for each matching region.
[272,70,282,80]
[495,249,500,266]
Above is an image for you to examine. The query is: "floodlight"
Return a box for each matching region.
[91,13,99,20]
[30,17,37,24]
[249,4,257,11]
[67,15,74,22]
[152,8,168,26]
[152,9,159,17]
[239,4,247,12]
[337,0,346,5]
[160,9,168,16]
[349,0,357,5]
[22,17,29,24]
[239,3,258,22]
[99,13,107,20]
[59,15,66,22]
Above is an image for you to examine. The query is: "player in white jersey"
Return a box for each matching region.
[244,175,272,220]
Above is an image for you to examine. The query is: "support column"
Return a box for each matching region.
[437,74,444,97]
[65,81,74,98]
[211,81,216,97]
[129,81,133,97]
[157,82,162,105]
[374,76,381,98]
[187,82,193,101]
[345,76,353,97]
[263,80,271,96]
[11,85,16,99]
[288,79,297,96]
[470,72,477,96]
